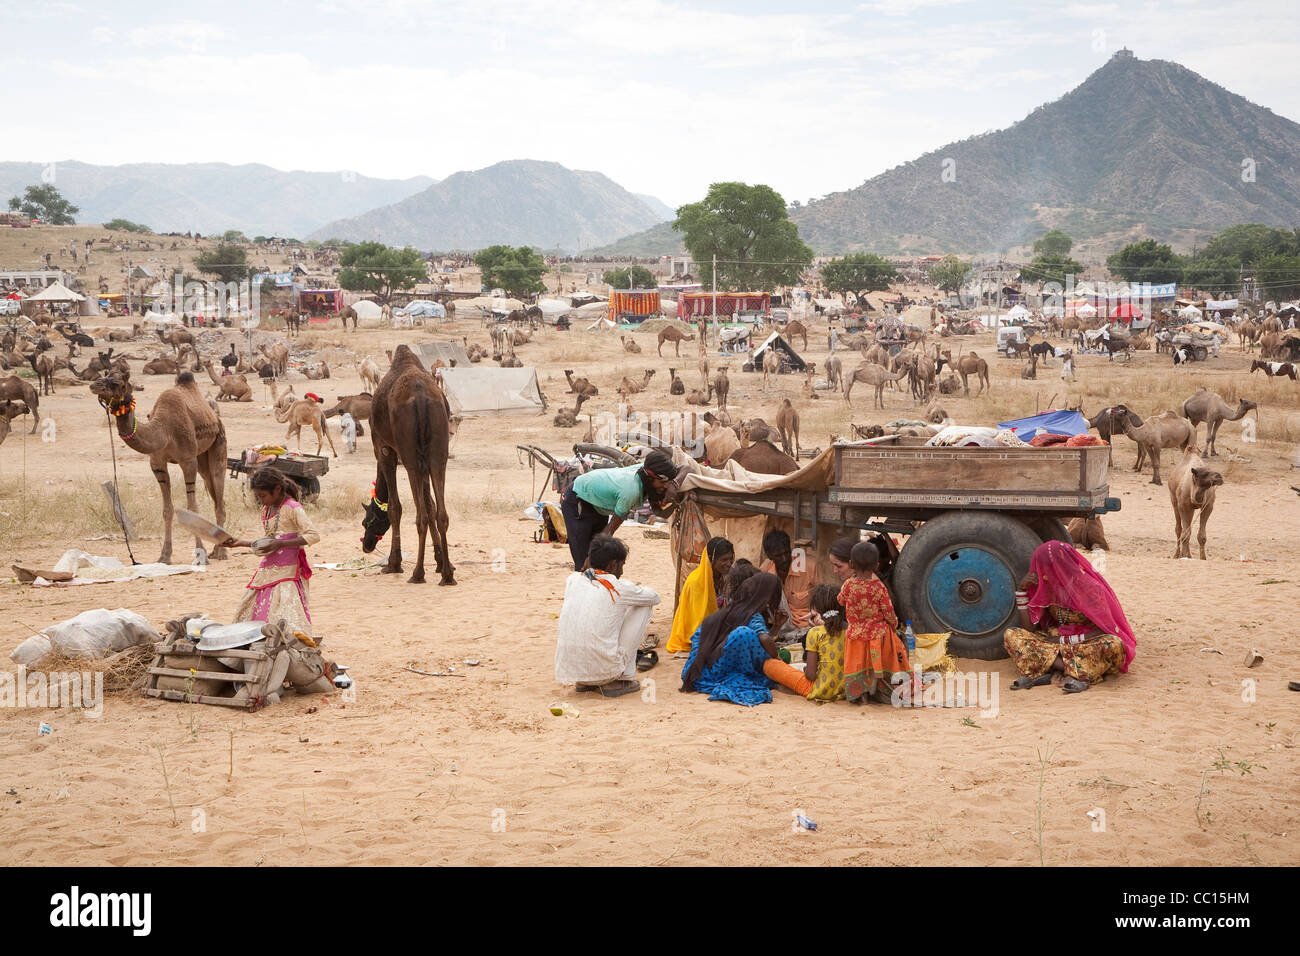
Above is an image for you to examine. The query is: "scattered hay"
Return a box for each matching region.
[43,644,157,695]
[636,318,695,337]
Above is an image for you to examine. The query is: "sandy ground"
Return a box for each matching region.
[1,311,1298,867]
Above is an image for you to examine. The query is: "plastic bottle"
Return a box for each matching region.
[903,620,916,656]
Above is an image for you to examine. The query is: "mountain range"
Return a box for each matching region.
[0,160,434,238]
[311,160,671,252]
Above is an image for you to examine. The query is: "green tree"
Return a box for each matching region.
[474,245,547,299]
[1106,239,1183,285]
[1033,229,1073,258]
[1023,252,1084,285]
[929,255,972,297]
[222,229,247,243]
[195,243,250,283]
[820,253,898,303]
[673,182,812,290]
[1201,224,1300,267]
[1181,256,1238,292]
[603,265,657,289]
[8,184,79,224]
[104,218,152,234]
[1255,253,1300,300]
[338,242,427,303]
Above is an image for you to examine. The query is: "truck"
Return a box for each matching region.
[674,438,1119,660]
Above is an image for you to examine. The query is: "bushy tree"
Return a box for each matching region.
[338,242,427,303]
[1106,239,1182,285]
[104,218,152,234]
[1033,229,1073,258]
[603,265,657,289]
[8,184,78,224]
[222,229,248,243]
[929,255,972,296]
[820,253,898,302]
[1023,252,1084,285]
[673,182,812,290]
[195,243,250,283]
[474,245,547,299]
[1255,253,1300,300]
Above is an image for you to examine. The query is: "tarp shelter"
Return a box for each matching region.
[1205,299,1238,313]
[586,316,617,332]
[900,304,937,329]
[997,410,1089,440]
[351,300,382,321]
[1111,303,1143,321]
[1178,304,1203,320]
[413,341,471,369]
[678,292,769,320]
[1005,304,1032,323]
[751,332,807,372]
[1075,302,1098,318]
[401,300,446,319]
[26,281,84,303]
[439,366,544,417]
[609,289,661,323]
[458,295,524,313]
[535,298,569,315]
[141,312,182,328]
[299,289,341,319]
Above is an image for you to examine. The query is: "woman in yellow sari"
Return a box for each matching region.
[666,537,734,654]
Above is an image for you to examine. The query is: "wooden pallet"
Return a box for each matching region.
[143,640,273,712]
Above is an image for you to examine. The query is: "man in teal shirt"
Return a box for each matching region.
[560,450,678,571]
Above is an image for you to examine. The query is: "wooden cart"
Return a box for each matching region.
[684,438,1119,660]
[227,452,330,500]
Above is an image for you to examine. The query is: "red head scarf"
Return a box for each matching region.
[1026,540,1135,672]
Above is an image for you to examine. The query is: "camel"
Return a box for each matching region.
[779,319,809,350]
[1260,315,1282,335]
[276,397,338,457]
[907,356,936,400]
[617,369,655,397]
[1237,319,1259,350]
[202,361,253,401]
[924,402,949,424]
[775,399,800,458]
[701,413,740,464]
[1120,410,1194,484]
[668,368,685,396]
[1168,447,1223,560]
[156,327,194,355]
[0,375,39,433]
[364,344,456,585]
[359,356,382,392]
[324,393,372,436]
[824,354,843,392]
[955,351,989,396]
[563,369,598,399]
[684,385,712,406]
[302,363,331,380]
[499,353,522,368]
[862,344,890,367]
[620,334,641,354]
[65,360,102,382]
[27,351,56,395]
[844,363,908,408]
[1180,389,1256,457]
[657,326,695,357]
[1067,516,1109,551]
[0,400,29,447]
[1020,353,1038,380]
[712,366,730,411]
[1087,404,1143,466]
[727,440,798,476]
[259,342,290,378]
[761,349,780,390]
[553,392,588,427]
[1259,331,1283,359]
[340,306,359,331]
[697,338,709,389]
[144,355,181,376]
[1250,360,1298,380]
[801,368,819,401]
[87,370,227,564]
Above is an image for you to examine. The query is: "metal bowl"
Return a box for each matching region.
[250,536,279,556]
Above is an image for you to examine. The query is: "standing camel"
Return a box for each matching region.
[1180,389,1257,456]
[657,326,695,357]
[825,354,843,392]
[276,397,339,457]
[88,370,228,564]
[364,344,456,585]
[761,349,780,390]
[713,366,730,412]
[0,375,39,433]
[1168,447,1223,560]
[1120,410,1194,485]
[775,399,800,458]
[956,351,989,396]
[844,363,908,408]
[359,356,382,393]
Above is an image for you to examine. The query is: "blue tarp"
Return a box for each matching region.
[998,410,1089,440]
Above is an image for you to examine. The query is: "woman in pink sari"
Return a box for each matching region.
[1004,540,1135,693]
[228,468,319,638]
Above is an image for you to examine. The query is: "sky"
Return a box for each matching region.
[4,0,1299,208]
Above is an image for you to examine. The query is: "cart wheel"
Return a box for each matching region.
[1194,346,1207,361]
[892,511,1042,660]
[303,477,321,502]
[1024,515,1071,544]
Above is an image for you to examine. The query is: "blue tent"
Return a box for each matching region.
[998,410,1089,440]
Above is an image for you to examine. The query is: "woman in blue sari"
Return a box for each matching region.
[680,573,785,706]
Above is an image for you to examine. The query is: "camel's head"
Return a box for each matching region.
[0,400,30,421]
[360,495,390,553]
[89,368,134,409]
[1190,467,1224,492]
[1241,399,1259,415]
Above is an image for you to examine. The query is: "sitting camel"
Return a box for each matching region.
[1120,409,1194,485]
[843,362,908,408]
[727,440,798,476]
[684,384,712,406]
[1168,447,1223,560]
[1180,388,1257,457]
[276,396,338,457]
[668,368,685,396]
[564,369,598,398]
[657,326,695,357]
[617,369,655,398]
[553,392,588,428]
[620,334,641,354]
[1067,516,1109,551]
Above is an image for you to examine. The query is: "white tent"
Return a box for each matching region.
[413,341,471,368]
[1005,303,1032,322]
[439,366,544,417]
[586,317,617,332]
[1076,303,1098,318]
[401,300,446,319]
[141,311,182,328]
[1178,304,1203,320]
[26,281,85,303]
[535,298,569,314]
[351,300,382,320]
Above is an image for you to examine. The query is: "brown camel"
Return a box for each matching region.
[779,319,808,350]
[697,339,709,389]
[668,368,684,396]
[1020,353,1038,380]
[0,375,39,433]
[824,354,843,391]
[843,362,908,408]
[270,381,296,415]
[553,392,588,427]
[617,369,655,397]
[775,399,800,458]
[302,362,331,380]
[701,414,740,464]
[1087,404,1143,466]
[366,344,456,584]
[276,397,339,457]
[1120,410,1194,485]
[727,440,798,476]
[712,366,730,411]
[87,370,228,564]
[1168,447,1223,560]
[324,393,372,435]
[260,342,290,377]
[202,361,253,401]
[0,400,29,446]
[620,334,641,354]
[956,351,989,396]
[28,351,56,395]
[564,369,598,398]
[359,356,382,392]
[761,348,780,390]
[1066,516,1109,551]
[156,327,194,355]
[657,326,695,357]
[144,355,181,376]
[1180,388,1256,457]
[340,306,359,331]
[684,384,712,406]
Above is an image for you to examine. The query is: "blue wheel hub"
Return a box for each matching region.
[924,546,1016,636]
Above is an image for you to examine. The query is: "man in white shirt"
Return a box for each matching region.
[555,535,660,697]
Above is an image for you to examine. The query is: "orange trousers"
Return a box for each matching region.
[763,658,813,697]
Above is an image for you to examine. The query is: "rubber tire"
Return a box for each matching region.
[303,476,321,502]
[893,511,1042,660]
[1024,515,1071,544]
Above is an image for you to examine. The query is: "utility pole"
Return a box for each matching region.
[712,253,717,343]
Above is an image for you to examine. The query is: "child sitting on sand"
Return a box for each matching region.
[762,583,848,702]
[839,541,911,704]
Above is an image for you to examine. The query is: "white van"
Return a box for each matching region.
[997,326,1028,357]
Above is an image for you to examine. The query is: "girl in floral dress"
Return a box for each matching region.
[228,467,319,638]
[839,541,911,704]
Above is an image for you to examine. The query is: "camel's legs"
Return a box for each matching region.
[178,457,203,559]
[404,465,429,584]
[152,460,176,564]
[1197,502,1214,560]
[379,451,403,574]
[1149,447,1163,485]
[1173,505,1190,559]
[1206,420,1220,456]
[318,413,338,457]
[197,448,228,560]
